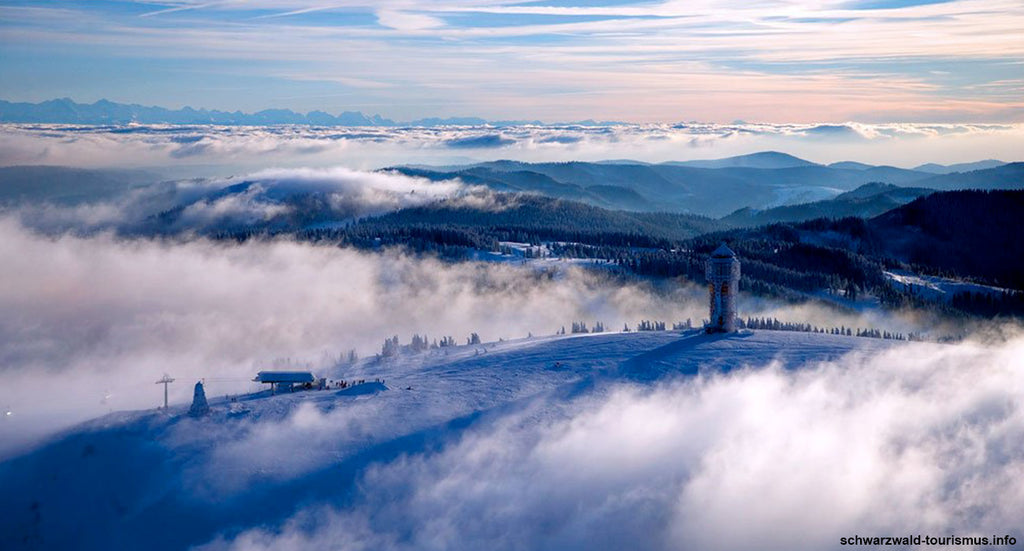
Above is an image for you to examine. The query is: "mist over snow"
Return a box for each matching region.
[195,334,1024,551]
[0,202,955,459]
[0,214,705,455]
[3,325,1021,550]
[190,335,1024,551]
[1,122,1021,175]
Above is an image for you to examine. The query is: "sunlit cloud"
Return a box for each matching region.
[1,1,1021,122]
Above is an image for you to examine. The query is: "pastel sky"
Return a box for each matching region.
[1,0,1022,123]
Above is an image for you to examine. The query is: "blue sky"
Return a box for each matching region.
[1,0,1022,122]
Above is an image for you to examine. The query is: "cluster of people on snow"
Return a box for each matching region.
[328,377,385,389]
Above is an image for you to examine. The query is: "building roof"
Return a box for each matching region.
[711,243,737,259]
[254,371,316,383]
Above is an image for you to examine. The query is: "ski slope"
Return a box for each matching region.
[884,269,1010,302]
[0,330,930,550]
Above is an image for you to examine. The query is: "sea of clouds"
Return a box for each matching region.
[2,122,1022,174]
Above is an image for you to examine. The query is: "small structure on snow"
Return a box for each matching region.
[155,374,175,409]
[254,371,316,394]
[189,381,210,416]
[706,243,741,333]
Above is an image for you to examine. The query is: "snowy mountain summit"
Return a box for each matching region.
[0,330,997,550]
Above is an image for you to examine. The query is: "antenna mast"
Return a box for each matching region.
[155,374,175,409]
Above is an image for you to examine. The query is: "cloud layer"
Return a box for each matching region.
[2,122,1022,172]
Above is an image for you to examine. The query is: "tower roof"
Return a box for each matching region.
[711,243,736,259]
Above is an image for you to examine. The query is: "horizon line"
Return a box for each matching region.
[3,97,1020,128]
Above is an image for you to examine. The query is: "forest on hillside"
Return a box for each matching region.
[211,190,1024,319]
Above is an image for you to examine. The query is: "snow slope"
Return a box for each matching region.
[885,269,1010,302]
[0,330,990,550]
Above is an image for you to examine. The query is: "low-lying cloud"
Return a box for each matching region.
[198,333,1024,551]
[0,204,978,458]
[7,166,478,235]
[0,216,708,455]
[1,122,1021,174]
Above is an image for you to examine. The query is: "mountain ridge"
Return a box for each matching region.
[719,182,935,227]
[0,97,623,127]
[662,151,818,169]
[393,160,1021,217]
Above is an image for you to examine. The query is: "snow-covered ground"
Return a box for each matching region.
[1,329,1022,551]
[468,241,621,272]
[884,269,1011,302]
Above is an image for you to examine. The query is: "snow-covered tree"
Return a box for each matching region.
[410,334,429,352]
[382,335,400,357]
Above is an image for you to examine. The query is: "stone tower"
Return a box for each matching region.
[706,243,740,333]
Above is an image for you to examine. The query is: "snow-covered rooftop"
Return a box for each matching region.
[711,242,736,258]
[253,371,316,383]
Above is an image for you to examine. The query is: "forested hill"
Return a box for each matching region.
[869,189,1024,288]
[209,188,1024,316]
[294,194,726,248]
[720,183,934,227]
[699,189,1024,290]
[911,162,1024,190]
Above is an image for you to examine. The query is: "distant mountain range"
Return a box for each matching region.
[0,98,620,127]
[3,153,1020,227]
[393,156,1020,217]
[912,160,1007,174]
[827,159,1006,174]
